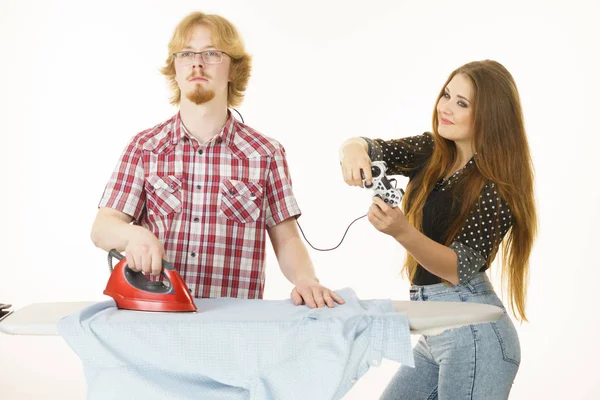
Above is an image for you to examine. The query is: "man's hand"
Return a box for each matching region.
[124,226,166,276]
[368,196,410,239]
[290,278,345,308]
[91,207,165,276]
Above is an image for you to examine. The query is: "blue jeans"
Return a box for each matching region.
[380,273,520,400]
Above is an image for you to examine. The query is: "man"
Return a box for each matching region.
[91,11,343,308]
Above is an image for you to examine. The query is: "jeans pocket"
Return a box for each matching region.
[491,314,521,366]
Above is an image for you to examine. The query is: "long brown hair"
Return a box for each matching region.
[402,60,537,321]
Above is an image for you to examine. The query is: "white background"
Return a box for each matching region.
[1,0,599,399]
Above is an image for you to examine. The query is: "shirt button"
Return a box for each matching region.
[216,138,223,144]
[198,149,203,155]
[193,217,200,222]
[190,252,196,257]
[229,189,235,195]
[196,185,201,190]
[182,136,189,142]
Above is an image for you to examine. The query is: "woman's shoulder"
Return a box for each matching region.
[400,132,434,147]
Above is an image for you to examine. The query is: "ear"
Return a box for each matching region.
[227,61,235,82]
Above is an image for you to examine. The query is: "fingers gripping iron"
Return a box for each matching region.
[104,250,197,312]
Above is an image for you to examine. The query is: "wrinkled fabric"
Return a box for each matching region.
[58,288,413,400]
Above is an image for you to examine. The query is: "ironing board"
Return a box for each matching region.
[0,299,503,336]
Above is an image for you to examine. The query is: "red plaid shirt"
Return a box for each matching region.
[99,112,301,299]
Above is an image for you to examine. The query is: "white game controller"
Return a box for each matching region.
[364,161,404,207]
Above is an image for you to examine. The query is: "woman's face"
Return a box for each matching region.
[436,74,475,144]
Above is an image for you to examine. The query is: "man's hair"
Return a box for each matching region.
[160,12,252,107]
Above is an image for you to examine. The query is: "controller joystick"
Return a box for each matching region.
[363,161,404,207]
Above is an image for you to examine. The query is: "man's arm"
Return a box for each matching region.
[267,217,317,284]
[91,207,134,252]
[267,218,344,308]
[91,207,165,276]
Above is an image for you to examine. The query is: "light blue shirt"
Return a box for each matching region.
[58,288,413,400]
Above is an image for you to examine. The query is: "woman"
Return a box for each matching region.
[339,60,536,399]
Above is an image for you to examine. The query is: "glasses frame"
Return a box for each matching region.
[172,50,229,65]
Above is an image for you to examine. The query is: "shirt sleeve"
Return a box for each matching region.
[449,182,513,284]
[264,145,301,228]
[98,139,146,221]
[361,133,434,176]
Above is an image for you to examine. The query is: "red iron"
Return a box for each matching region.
[104,250,197,312]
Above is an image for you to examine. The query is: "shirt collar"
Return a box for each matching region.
[171,110,237,147]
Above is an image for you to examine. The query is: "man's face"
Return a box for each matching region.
[174,24,231,105]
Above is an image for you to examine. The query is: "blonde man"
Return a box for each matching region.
[91,12,343,307]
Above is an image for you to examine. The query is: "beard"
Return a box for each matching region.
[186,83,216,105]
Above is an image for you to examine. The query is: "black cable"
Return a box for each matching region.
[296,214,367,251]
[227,109,404,251]
[295,175,404,251]
[294,177,405,251]
[231,108,244,123]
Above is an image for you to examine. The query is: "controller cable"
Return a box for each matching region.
[231,109,403,252]
[295,177,403,251]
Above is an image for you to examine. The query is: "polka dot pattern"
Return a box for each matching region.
[435,160,475,191]
[452,181,512,284]
[363,133,513,285]
[362,133,434,176]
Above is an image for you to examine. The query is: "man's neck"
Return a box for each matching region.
[179,97,229,143]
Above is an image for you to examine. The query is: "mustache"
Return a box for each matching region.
[187,72,211,80]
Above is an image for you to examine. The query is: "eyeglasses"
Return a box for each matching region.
[172,50,228,65]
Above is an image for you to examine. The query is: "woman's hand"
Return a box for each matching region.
[368,196,410,239]
[339,138,372,187]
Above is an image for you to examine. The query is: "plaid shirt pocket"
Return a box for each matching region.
[144,174,182,216]
[220,179,263,223]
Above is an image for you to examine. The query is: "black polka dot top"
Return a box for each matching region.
[362,133,512,286]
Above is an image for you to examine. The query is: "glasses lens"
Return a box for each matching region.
[203,51,222,64]
[175,52,194,65]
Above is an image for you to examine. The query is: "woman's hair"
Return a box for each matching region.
[402,60,537,321]
[160,11,252,107]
